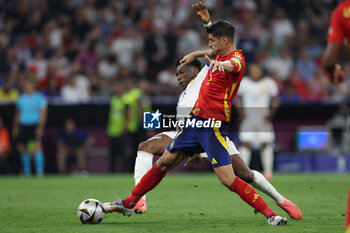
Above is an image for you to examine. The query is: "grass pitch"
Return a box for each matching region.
[0,173,348,233]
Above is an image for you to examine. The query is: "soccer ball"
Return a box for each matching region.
[77,198,104,224]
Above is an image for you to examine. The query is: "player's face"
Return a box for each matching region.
[176,65,195,90]
[249,64,263,81]
[23,80,35,93]
[208,34,224,54]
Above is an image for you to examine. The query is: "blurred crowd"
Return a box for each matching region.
[0,0,350,103]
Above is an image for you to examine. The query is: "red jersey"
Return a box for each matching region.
[327,0,350,44]
[192,50,245,122]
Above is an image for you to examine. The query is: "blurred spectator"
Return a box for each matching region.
[39,64,65,93]
[57,118,94,174]
[236,64,280,180]
[289,68,310,100]
[0,79,19,102]
[327,104,350,154]
[280,80,300,103]
[12,78,47,176]
[0,117,11,174]
[61,72,90,103]
[110,29,143,69]
[144,19,177,80]
[98,54,119,80]
[107,80,128,173]
[0,0,345,101]
[265,47,294,81]
[123,77,148,172]
[295,47,317,82]
[271,8,295,48]
[26,50,48,81]
[237,22,260,63]
[77,41,99,68]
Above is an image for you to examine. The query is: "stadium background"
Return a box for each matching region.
[0,0,350,175]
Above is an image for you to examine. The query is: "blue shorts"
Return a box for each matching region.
[166,115,231,168]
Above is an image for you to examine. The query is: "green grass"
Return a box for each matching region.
[0,173,348,233]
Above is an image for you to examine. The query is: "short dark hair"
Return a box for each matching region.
[206,20,235,42]
[176,58,201,71]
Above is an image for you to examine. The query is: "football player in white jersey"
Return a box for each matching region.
[236,63,280,181]
[132,58,302,220]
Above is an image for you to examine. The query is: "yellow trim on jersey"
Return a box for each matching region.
[224,89,230,121]
[230,57,242,72]
[230,83,238,98]
[170,127,183,150]
[213,125,229,152]
[175,127,183,139]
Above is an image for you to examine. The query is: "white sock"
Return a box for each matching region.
[239,146,251,167]
[261,145,274,175]
[134,151,153,201]
[251,170,284,204]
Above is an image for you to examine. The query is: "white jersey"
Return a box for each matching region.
[176,65,209,121]
[238,76,278,118]
[238,76,278,145]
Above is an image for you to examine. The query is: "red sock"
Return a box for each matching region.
[230,176,277,219]
[123,163,167,208]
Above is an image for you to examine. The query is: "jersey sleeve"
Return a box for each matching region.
[229,55,243,73]
[327,6,345,44]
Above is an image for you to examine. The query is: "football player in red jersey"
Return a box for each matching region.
[323,0,350,84]
[102,2,289,226]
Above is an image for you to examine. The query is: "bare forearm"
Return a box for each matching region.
[268,97,280,118]
[38,108,47,127]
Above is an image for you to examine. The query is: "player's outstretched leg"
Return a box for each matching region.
[214,164,288,226]
[230,154,302,219]
[133,134,173,214]
[103,150,187,216]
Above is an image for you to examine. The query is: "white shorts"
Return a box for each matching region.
[239,119,275,146]
[160,131,240,158]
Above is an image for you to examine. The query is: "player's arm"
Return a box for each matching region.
[36,105,47,138]
[234,96,246,122]
[265,96,280,122]
[180,49,215,66]
[205,55,242,74]
[323,42,345,84]
[323,7,345,84]
[192,1,212,27]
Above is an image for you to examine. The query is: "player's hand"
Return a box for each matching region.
[333,64,346,84]
[192,1,211,24]
[184,155,202,167]
[205,55,224,72]
[35,125,44,138]
[180,53,196,66]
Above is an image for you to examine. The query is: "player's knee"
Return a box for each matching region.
[218,174,235,189]
[138,141,152,153]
